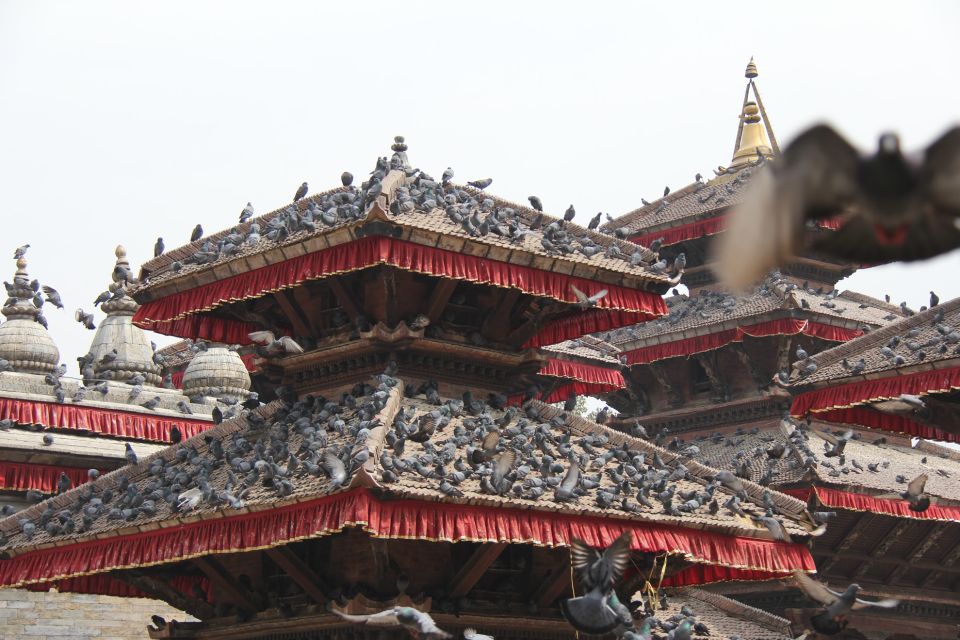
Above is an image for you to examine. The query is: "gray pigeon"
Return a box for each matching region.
[124,443,138,465]
[294,182,309,202]
[331,607,452,639]
[793,571,898,635]
[154,238,164,257]
[716,124,960,289]
[560,531,632,634]
[190,224,203,242]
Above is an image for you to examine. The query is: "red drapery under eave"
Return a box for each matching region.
[782,486,960,523]
[790,367,960,417]
[0,398,213,443]
[0,488,814,589]
[133,237,667,346]
[813,407,960,443]
[629,215,842,248]
[0,462,104,494]
[623,319,863,365]
[538,358,625,403]
[661,565,799,587]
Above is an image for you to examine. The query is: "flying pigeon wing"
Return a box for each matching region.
[331,608,402,627]
[813,210,960,263]
[600,530,633,583]
[907,473,928,497]
[569,537,602,575]
[248,330,276,346]
[570,285,589,304]
[493,450,516,478]
[818,431,839,446]
[715,124,859,290]
[793,571,844,605]
[587,289,609,304]
[923,125,960,211]
[851,597,900,610]
[278,336,304,354]
[480,431,500,456]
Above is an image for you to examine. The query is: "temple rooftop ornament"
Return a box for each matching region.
[181,345,251,399]
[87,245,163,385]
[0,256,60,374]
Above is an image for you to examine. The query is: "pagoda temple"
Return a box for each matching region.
[0,136,820,639]
[0,247,227,637]
[597,60,960,638]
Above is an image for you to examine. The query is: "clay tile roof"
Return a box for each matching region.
[805,427,960,503]
[0,380,814,557]
[690,420,809,487]
[543,335,622,366]
[785,296,960,387]
[639,587,793,639]
[133,158,675,298]
[602,168,754,236]
[155,340,195,368]
[605,276,900,350]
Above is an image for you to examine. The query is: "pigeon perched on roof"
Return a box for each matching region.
[239,202,255,223]
[716,124,960,289]
[293,182,309,202]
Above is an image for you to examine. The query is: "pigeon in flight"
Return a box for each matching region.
[248,330,304,355]
[571,285,608,309]
[793,571,898,635]
[294,182,309,202]
[75,308,96,330]
[331,607,452,639]
[41,285,63,309]
[901,473,930,512]
[715,124,960,289]
[560,531,633,634]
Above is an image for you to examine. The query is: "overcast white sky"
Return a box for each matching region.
[1,1,958,364]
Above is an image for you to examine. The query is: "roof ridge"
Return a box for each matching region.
[837,290,903,314]
[682,587,793,632]
[915,439,960,463]
[793,296,960,386]
[602,180,705,232]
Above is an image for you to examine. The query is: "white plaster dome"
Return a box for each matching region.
[182,347,251,398]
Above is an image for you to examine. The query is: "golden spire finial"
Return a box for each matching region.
[730,58,778,167]
[745,57,758,78]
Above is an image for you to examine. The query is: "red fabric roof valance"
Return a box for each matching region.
[623,319,862,365]
[812,407,960,443]
[134,237,666,347]
[0,488,814,590]
[629,214,842,248]
[0,462,104,494]
[0,398,213,443]
[538,358,625,403]
[784,486,960,523]
[790,367,960,418]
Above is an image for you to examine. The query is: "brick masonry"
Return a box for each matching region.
[0,588,194,639]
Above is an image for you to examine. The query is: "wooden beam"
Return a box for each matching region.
[506,302,565,347]
[291,286,322,334]
[852,519,913,580]
[193,556,261,611]
[814,550,960,576]
[273,291,311,337]
[266,545,330,605]
[481,289,522,342]
[327,277,360,321]
[922,534,960,588]
[113,570,215,620]
[425,278,458,323]
[818,512,868,574]
[533,554,572,608]
[447,542,508,599]
[887,523,949,585]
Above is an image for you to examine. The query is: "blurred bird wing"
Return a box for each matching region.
[481,431,500,454]
[278,336,304,353]
[321,451,346,475]
[570,285,589,304]
[41,285,57,295]
[813,211,960,264]
[494,450,516,476]
[907,473,928,497]
[332,608,402,627]
[793,571,842,605]
[248,330,276,345]
[601,530,633,582]
[569,537,602,573]
[463,628,494,640]
[714,124,859,290]
[923,126,960,210]
[818,431,839,446]
[852,597,900,610]
[588,289,609,304]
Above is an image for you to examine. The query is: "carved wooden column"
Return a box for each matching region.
[730,343,770,390]
[650,362,683,408]
[694,351,729,402]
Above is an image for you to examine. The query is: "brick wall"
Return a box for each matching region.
[0,588,194,639]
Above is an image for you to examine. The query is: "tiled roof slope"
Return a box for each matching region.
[603,168,754,236]
[785,297,960,387]
[543,336,623,365]
[0,377,815,555]
[134,146,674,297]
[683,419,960,503]
[638,587,793,640]
[604,274,901,349]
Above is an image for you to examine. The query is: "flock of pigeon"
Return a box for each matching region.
[147,141,683,286]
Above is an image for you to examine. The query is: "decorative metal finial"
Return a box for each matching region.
[740,101,761,124]
[115,245,127,260]
[745,57,758,79]
[391,136,408,153]
[15,258,27,275]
